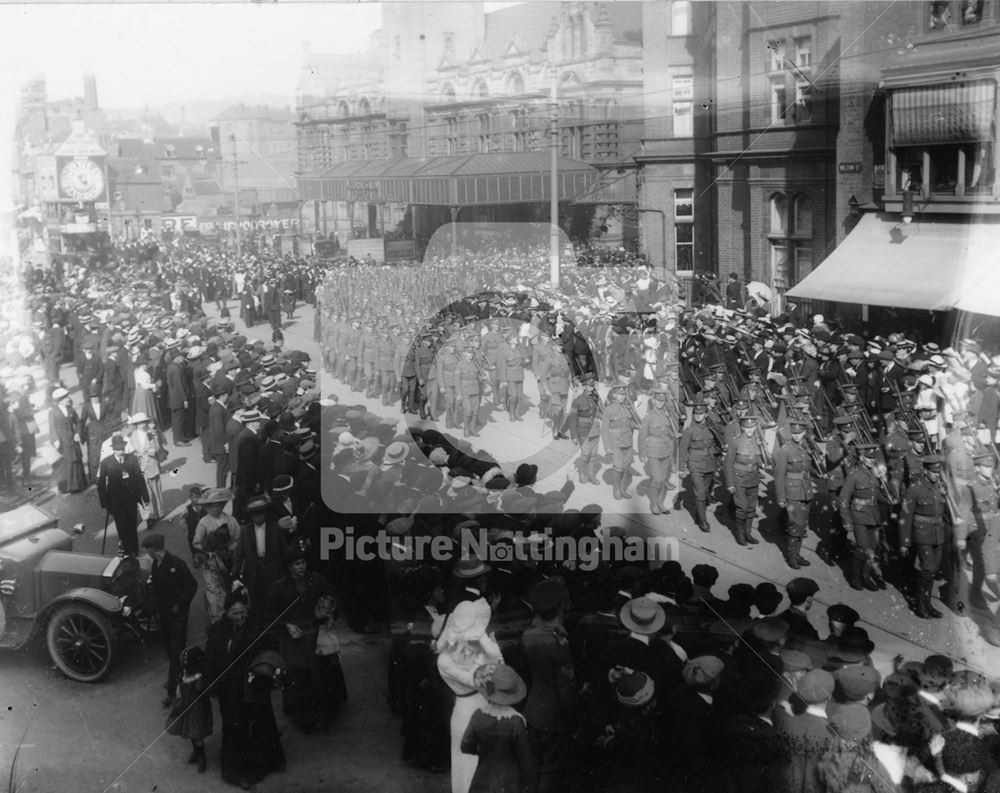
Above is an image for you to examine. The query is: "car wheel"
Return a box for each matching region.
[45,603,117,683]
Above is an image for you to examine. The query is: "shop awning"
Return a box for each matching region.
[297,153,598,206]
[891,80,996,145]
[786,214,1000,312]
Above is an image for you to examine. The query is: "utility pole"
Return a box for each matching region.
[549,66,560,289]
[231,133,242,259]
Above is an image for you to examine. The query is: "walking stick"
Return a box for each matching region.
[99,506,110,556]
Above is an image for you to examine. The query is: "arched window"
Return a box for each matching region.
[338,101,350,118]
[507,72,524,97]
[473,79,488,99]
[441,83,456,102]
[793,195,812,237]
[357,97,371,115]
[768,194,787,233]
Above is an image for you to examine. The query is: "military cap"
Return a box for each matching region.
[739,416,758,428]
[973,453,996,467]
[922,455,944,470]
[858,443,879,456]
[650,384,670,396]
[833,416,854,427]
[733,399,750,410]
[908,428,927,440]
[789,420,807,432]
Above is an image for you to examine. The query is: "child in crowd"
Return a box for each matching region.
[184,484,205,567]
[166,646,213,773]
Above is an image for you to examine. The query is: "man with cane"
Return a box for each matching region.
[97,435,150,556]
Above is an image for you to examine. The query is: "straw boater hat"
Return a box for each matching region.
[198,487,234,505]
[127,412,151,425]
[619,597,666,635]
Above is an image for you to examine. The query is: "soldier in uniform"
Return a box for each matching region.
[637,384,675,515]
[774,419,815,569]
[898,455,949,619]
[455,348,482,438]
[541,341,572,439]
[839,444,889,592]
[480,319,505,409]
[341,319,361,388]
[497,334,526,422]
[679,397,722,532]
[566,375,602,484]
[960,453,1000,608]
[361,323,380,398]
[532,334,554,423]
[376,328,396,407]
[882,412,912,505]
[723,399,752,448]
[822,415,858,564]
[601,384,638,501]
[724,416,765,546]
[437,340,461,429]
[415,333,437,420]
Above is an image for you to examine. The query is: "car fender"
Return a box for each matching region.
[44,587,123,619]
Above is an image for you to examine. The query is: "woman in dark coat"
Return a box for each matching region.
[206,591,285,790]
[460,664,537,793]
[48,388,87,492]
[7,391,37,485]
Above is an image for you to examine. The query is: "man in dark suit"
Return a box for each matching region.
[166,354,190,446]
[79,384,117,483]
[779,577,820,641]
[231,409,264,522]
[140,532,197,707]
[519,579,578,793]
[97,435,149,556]
[204,388,231,488]
[231,496,285,618]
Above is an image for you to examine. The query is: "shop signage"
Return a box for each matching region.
[838,162,862,174]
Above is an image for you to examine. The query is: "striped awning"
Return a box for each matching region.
[891,80,996,145]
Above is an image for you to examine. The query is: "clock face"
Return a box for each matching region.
[59,159,105,201]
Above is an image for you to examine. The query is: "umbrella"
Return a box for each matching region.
[746,281,773,304]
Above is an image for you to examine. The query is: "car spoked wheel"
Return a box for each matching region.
[46,603,117,683]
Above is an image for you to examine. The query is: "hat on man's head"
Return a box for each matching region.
[779,649,814,673]
[111,435,126,450]
[682,656,724,690]
[830,704,872,742]
[835,665,882,701]
[797,669,836,704]
[827,603,860,625]
[787,577,819,601]
[246,496,271,514]
[271,474,293,494]
[52,386,70,402]
[619,597,666,635]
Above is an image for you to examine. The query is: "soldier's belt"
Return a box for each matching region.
[851,498,875,508]
[734,462,756,472]
[689,442,709,450]
[786,472,805,480]
[913,513,941,524]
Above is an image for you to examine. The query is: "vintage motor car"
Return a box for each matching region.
[0,503,152,682]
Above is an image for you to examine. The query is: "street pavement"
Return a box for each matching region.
[2,293,999,793]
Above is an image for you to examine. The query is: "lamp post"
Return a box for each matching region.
[549,66,560,289]
[231,134,242,258]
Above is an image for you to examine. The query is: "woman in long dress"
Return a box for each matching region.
[127,413,164,522]
[131,357,162,426]
[49,388,87,492]
[436,599,503,793]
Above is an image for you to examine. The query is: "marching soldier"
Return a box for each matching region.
[496,333,526,422]
[840,444,889,593]
[376,327,396,407]
[774,419,814,569]
[454,348,482,438]
[898,455,949,619]
[724,415,764,546]
[532,334,554,422]
[437,339,460,429]
[566,375,602,484]
[341,319,361,389]
[541,341,572,439]
[361,322,379,398]
[723,399,752,448]
[415,333,437,420]
[679,397,722,532]
[637,385,675,515]
[882,412,911,504]
[480,319,505,409]
[960,453,1000,608]
[601,383,638,501]
[822,415,858,564]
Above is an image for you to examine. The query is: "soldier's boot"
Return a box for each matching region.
[648,486,661,516]
[734,520,748,546]
[468,416,480,437]
[744,518,759,545]
[846,554,865,591]
[696,501,710,533]
[792,536,811,567]
[815,536,836,567]
[657,483,671,515]
[922,577,944,619]
[786,538,802,570]
[611,471,624,500]
[620,471,632,499]
[587,461,601,485]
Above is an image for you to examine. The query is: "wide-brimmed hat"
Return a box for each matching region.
[198,487,234,505]
[382,441,409,466]
[246,496,271,513]
[127,411,151,424]
[619,597,666,635]
[478,664,527,706]
[452,557,491,579]
[52,387,70,401]
[445,598,491,641]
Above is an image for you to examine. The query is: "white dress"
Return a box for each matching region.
[436,636,502,793]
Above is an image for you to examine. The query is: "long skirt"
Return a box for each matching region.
[219,692,285,787]
[145,475,164,520]
[131,383,161,426]
[56,446,88,492]
[451,692,485,793]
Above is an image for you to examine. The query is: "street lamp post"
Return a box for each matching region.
[549,67,560,289]
[231,134,242,259]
